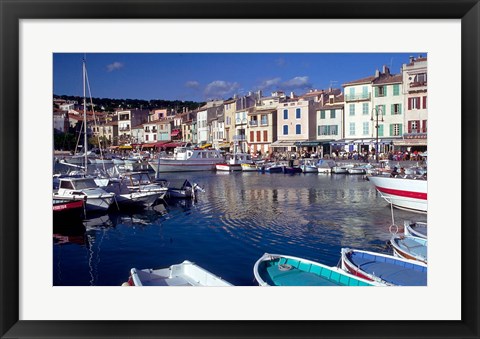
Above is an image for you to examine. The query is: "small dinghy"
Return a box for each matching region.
[253,253,379,286]
[124,260,233,286]
[404,220,427,239]
[390,235,428,264]
[340,248,427,286]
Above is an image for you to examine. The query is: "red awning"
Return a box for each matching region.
[162,142,186,148]
[171,130,180,137]
[141,143,157,148]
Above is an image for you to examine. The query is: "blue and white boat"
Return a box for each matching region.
[340,248,427,286]
[404,220,427,239]
[253,253,379,286]
[390,235,428,264]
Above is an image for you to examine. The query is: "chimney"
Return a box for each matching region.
[375,69,380,78]
[409,56,415,63]
[382,65,390,75]
[290,91,295,98]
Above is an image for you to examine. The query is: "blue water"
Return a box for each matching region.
[53,170,424,286]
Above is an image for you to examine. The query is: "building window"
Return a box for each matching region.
[390,123,403,136]
[416,73,427,83]
[362,103,369,115]
[153,134,156,140]
[393,84,400,96]
[256,131,261,141]
[296,124,301,134]
[362,86,368,98]
[408,97,421,110]
[408,120,420,133]
[349,104,355,116]
[330,110,335,119]
[145,135,149,141]
[260,114,268,125]
[363,122,369,135]
[376,86,386,97]
[283,109,288,119]
[391,104,402,115]
[375,105,386,115]
[250,131,254,141]
[283,125,288,135]
[296,108,301,119]
[263,130,268,141]
[320,110,325,119]
[349,122,355,136]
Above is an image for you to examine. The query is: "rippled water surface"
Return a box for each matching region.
[53,170,424,286]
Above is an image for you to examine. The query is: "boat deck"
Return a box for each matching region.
[348,252,427,286]
[396,237,428,260]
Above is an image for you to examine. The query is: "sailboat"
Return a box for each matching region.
[53,58,116,213]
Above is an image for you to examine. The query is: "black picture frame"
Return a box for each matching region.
[1,0,478,338]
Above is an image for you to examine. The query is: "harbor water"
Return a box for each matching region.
[53,168,424,286]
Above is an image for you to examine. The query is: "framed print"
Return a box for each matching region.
[1,0,479,338]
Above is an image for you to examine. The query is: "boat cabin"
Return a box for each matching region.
[59,178,99,190]
[172,147,223,160]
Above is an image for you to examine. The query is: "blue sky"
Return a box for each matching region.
[53,53,424,102]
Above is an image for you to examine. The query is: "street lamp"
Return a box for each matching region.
[371,106,384,163]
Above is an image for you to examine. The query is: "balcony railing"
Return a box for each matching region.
[344,93,371,102]
[233,135,246,141]
[249,120,258,126]
[119,127,130,131]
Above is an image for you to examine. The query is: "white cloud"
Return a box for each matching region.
[185,80,200,89]
[106,62,124,72]
[282,76,311,89]
[204,80,240,99]
[256,77,281,90]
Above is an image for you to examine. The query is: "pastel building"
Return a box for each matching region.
[399,55,428,151]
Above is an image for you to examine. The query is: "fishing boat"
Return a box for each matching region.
[123,260,233,286]
[299,160,318,173]
[216,153,253,171]
[331,166,348,174]
[53,196,85,223]
[283,165,302,174]
[404,220,427,239]
[148,146,225,173]
[94,176,163,208]
[241,163,258,172]
[390,235,428,264]
[253,253,379,286]
[340,248,427,286]
[154,178,202,199]
[317,159,336,174]
[347,166,366,175]
[53,177,116,212]
[367,175,427,213]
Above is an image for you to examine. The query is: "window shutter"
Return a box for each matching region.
[378,125,383,137]
[250,131,254,141]
[389,124,394,136]
[391,104,394,115]
[399,103,402,114]
[382,105,386,115]
[423,96,427,109]
[416,97,420,108]
[399,124,403,135]
[375,87,378,97]
[384,86,387,97]
[408,98,412,110]
[422,120,427,132]
[408,121,412,133]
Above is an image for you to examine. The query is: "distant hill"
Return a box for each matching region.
[54,94,205,114]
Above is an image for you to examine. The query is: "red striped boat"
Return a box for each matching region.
[367,175,427,213]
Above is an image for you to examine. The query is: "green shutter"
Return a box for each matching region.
[375,87,379,97]
[378,125,384,137]
[384,86,387,96]
[399,104,402,114]
[389,124,394,136]
[399,124,403,135]
[320,110,325,119]
[391,104,394,115]
[393,84,399,96]
[382,105,386,115]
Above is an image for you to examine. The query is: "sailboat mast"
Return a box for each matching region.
[83,58,88,173]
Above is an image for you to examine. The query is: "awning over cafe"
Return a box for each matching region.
[171,129,180,137]
[271,140,297,147]
[118,145,132,149]
[294,140,322,147]
[393,139,428,146]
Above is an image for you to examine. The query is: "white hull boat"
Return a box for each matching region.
[390,235,428,264]
[367,175,427,213]
[149,147,225,173]
[124,260,233,286]
[404,220,427,239]
[54,177,115,212]
[216,152,252,172]
[331,166,348,174]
